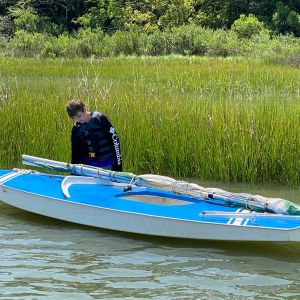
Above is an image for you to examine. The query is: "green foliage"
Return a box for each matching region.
[262,34,300,67]
[193,0,232,29]
[0,34,7,49]
[77,0,124,32]
[41,34,78,58]
[7,30,50,56]
[272,2,300,37]
[143,30,173,55]
[205,29,240,56]
[18,0,84,30]
[12,8,39,32]
[0,15,14,38]
[102,30,143,56]
[169,25,198,55]
[9,6,65,36]
[231,14,266,39]
[1,0,300,39]
[75,27,105,56]
[267,49,300,67]
[123,6,158,33]
[158,0,194,29]
[1,23,299,64]
[226,0,249,25]
[170,24,209,55]
[40,28,105,58]
[76,8,99,28]
[248,0,277,20]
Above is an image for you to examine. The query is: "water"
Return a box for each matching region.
[0,181,300,299]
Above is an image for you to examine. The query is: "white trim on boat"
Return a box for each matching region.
[0,172,22,185]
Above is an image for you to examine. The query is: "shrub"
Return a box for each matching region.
[272,2,300,37]
[75,28,105,57]
[205,29,240,57]
[238,30,272,57]
[0,16,14,38]
[170,24,200,55]
[193,27,216,55]
[144,30,173,56]
[8,30,50,56]
[231,14,266,39]
[41,34,78,58]
[13,8,39,33]
[263,34,300,66]
[0,35,7,49]
[102,30,145,56]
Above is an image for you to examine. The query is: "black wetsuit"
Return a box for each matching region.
[71,112,122,171]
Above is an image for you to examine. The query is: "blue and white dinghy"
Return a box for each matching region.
[0,155,300,242]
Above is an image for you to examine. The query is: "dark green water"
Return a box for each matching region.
[0,181,299,299]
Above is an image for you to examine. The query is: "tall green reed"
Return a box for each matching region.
[0,56,299,184]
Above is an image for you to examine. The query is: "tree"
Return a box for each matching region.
[158,0,194,29]
[76,0,124,32]
[6,0,85,31]
[11,7,39,32]
[0,0,18,15]
[193,0,231,29]
[272,1,300,36]
[8,5,66,35]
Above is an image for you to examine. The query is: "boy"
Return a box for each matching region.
[66,99,122,171]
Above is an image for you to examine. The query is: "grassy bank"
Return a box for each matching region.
[0,56,299,184]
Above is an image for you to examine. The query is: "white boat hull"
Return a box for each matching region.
[1,185,300,242]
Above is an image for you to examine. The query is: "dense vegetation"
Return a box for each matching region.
[0,57,299,184]
[1,0,300,36]
[0,1,299,59]
[0,2,299,184]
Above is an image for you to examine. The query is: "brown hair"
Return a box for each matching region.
[66,99,85,118]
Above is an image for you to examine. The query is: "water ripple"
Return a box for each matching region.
[0,202,300,299]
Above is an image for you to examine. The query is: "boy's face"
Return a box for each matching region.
[72,108,89,123]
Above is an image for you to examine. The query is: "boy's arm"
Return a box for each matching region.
[99,114,123,171]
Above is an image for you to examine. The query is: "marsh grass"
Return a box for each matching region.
[0,56,299,184]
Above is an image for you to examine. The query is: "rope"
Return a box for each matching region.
[123,175,138,192]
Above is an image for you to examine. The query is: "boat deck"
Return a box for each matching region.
[1,170,300,231]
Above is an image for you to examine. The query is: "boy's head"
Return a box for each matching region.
[66,99,91,123]
[66,99,85,118]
